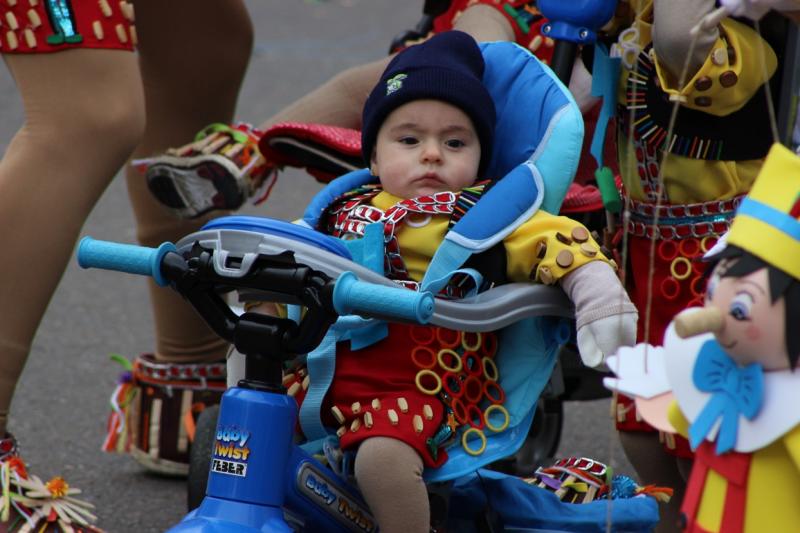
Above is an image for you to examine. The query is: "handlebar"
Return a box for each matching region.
[78,237,435,325]
[78,237,176,286]
[333,271,433,324]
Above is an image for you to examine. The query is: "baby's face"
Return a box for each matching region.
[371,99,481,198]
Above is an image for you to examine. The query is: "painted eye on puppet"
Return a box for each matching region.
[729,292,754,321]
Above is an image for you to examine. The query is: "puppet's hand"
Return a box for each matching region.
[603,344,671,399]
[720,0,800,19]
[576,312,637,368]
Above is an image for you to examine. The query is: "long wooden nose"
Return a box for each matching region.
[674,307,724,338]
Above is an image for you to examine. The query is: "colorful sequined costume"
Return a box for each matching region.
[432,1,555,64]
[284,182,611,467]
[611,1,776,456]
[0,0,135,53]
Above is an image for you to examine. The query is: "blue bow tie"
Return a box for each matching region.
[688,340,764,454]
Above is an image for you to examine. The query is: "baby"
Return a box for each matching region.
[272,31,637,533]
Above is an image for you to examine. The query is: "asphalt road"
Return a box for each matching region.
[0,1,634,531]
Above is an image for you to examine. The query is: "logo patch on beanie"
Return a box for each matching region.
[386,73,407,95]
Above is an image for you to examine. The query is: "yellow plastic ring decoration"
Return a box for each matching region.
[700,235,718,253]
[461,427,487,456]
[461,331,482,352]
[484,404,510,433]
[437,348,463,373]
[482,356,499,382]
[670,256,692,281]
[415,369,442,396]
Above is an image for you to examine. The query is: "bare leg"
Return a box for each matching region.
[262,4,515,131]
[127,0,254,362]
[0,49,145,432]
[355,437,429,533]
[619,431,688,533]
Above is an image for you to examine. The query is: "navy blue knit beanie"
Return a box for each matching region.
[361,31,496,178]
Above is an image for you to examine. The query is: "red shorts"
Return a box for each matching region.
[286,323,501,468]
[616,232,720,458]
[0,0,135,54]
[433,1,555,64]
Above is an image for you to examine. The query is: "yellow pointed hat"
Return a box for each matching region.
[727,142,800,280]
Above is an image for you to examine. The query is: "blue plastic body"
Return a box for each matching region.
[332,271,434,324]
[202,215,352,260]
[173,387,375,533]
[539,0,617,44]
[205,388,295,506]
[77,237,176,287]
[168,496,291,533]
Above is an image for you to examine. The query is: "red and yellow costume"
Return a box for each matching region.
[285,182,610,466]
[433,1,555,64]
[611,1,777,456]
[0,0,135,53]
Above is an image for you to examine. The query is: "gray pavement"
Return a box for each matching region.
[0,2,633,531]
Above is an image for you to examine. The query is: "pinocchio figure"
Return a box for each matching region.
[604,142,800,532]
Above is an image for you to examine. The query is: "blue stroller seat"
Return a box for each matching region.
[163,39,659,531]
[187,40,583,482]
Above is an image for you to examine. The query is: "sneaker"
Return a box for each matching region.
[141,123,272,219]
[103,354,227,477]
[0,434,103,532]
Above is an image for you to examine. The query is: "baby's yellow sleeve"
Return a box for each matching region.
[653,18,776,117]
[504,212,611,284]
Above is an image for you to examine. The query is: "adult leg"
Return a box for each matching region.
[619,431,688,533]
[0,49,144,434]
[141,2,518,217]
[127,0,254,362]
[263,3,515,130]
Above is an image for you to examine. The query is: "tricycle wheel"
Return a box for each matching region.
[187,404,220,511]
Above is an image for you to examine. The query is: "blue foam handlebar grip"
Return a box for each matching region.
[77,237,177,287]
[332,271,434,324]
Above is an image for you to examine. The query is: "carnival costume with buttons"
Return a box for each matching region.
[607,143,800,532]
[286,187,611,466]
[432,1,555,64]
[0,0,136,53]
[608,0,777,455]
[282,32,618,467]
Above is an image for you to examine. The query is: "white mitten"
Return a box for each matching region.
[576,312,637,368]
[720,0,800,19]
[603,344,671,399]
[560,261,639,368]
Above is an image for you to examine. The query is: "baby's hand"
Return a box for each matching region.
[720,0,800,19]
[576,312,636,368]
[560,261,639,368]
